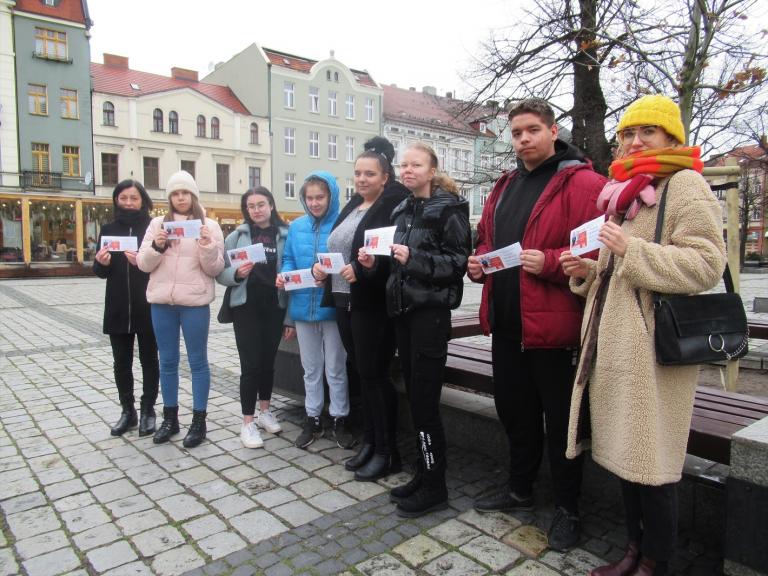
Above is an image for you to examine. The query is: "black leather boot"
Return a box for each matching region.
[395,459,448,518]
[138,405,156,437]
[183,410,207,448]
[153,406,180,444]
[345,443,374,471]
[354,453,391,482]
[110,403,137,436]
[390,457,424,503]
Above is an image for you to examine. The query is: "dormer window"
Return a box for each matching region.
[479,122,487,133]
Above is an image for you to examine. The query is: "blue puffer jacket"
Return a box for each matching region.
[281,171,340,323]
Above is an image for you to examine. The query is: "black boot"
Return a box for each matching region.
[183,410,207,448]
[153,406,180,444]
[354,453,392,482]
[395,459,448,518]
[345,443,374,471]
[110,403,137,436]
[390,457,424,503]
[138,405,156,437]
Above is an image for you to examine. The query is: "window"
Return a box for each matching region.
[152,108,163,132]
[180,160,195,179]
[345,136,355,162]
[28,83,48,115]
[284,127,295,155]
[461,150,472,172]
[345,178,354,201]
[103,101,115,126]
[437,147,447,170]
[452,149,461,172]
[328,134,337,160]
[479,122,487,133]
[101,153,118,186]
[34,27,67,60]
[326,70,331,81]
[216,163,229,194]
[143,157,159,189]
[309,131,319,158]
[309,87,319,113]
[392,139,400,164]
[211,117,220,139]
[32,143,50,173]
[345,95,355,119]
[285,173,296,199]
[60,88,78,119]
[196,115,206,137]
[365,98,375,122]
[334,72,339,82]
[250,123,259,144]
[481,154,491,170]
[169,111,179,134]
[62,146,80,177]
[248,166,261,189]
[283,81,295,108]
[328,91,337,116]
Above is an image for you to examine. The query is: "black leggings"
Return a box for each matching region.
[232,284,285,415]
[621,479,678,562]
[109,331,159,409]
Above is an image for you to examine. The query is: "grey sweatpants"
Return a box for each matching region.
[295,320,349,418]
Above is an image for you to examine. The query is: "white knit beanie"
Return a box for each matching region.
[166,170,199,198]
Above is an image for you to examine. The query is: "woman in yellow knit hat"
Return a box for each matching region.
[559,95,726,575]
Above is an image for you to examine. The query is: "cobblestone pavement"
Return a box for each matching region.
[0,276,755,575]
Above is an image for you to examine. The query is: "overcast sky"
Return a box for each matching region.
[86,0,517,100]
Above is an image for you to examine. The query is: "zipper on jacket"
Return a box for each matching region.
[397,199,420,315]
[127,225,133,333]
[310,225,320,322]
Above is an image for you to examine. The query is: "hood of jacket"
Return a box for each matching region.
[516,138,586,176]
[392,187,469,222]
[299,171,340,229]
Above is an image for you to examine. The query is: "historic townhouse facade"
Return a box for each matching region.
[205,44,382,217]
[0,0,19,191]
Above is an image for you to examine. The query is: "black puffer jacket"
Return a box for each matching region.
[386,188,471,316]
[322,182,409,310]
[93,214,153,334]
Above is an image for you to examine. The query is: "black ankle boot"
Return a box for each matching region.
[395,460,448,518]
[110,405,137,436]
[354,453,391,482]
[139,406,156,437]
[183,410,207,448]
[390,457,424,503]
[153,406,180,444]
[345,443,374,471]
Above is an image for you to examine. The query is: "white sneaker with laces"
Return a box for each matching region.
[241,422,264,448]
[256,409,282,434]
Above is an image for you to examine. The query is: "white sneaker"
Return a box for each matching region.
[240,422,264,448]
[256,409,282,434]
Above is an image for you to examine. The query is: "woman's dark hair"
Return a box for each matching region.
[112,179,153,212]
[356,150,394,185]
[241,187,286,227]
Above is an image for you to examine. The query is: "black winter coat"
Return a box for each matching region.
[321,182,409,309]
[386,188,471,317]
[93,217,153,334]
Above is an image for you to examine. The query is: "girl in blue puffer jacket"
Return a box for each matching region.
[278,171,353,450]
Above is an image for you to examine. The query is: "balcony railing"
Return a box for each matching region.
[22,171,62,189]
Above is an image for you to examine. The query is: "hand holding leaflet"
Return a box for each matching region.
[316,253,346,273]
[227,243,267,269]
[569,215,606,256]
[163,220,202,240]
[479,242,522,274]
[280,268,316,291]
[101,236,138,252]
[363,226,397,256]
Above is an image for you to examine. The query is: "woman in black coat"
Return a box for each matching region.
[93,180,159,436]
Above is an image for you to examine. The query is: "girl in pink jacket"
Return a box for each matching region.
[137,170,224,448]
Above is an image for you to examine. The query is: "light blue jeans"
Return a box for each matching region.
[151,304,210,412]
[295,320,349,418]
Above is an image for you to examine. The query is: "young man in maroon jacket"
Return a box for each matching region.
[468,99,606,551]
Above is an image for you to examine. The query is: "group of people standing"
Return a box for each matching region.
[95,94,726,574]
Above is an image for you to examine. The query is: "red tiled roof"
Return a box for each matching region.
[705,144,768,166]
[91,63,250,115]
[382,85,477,134]
[14,0,89,26]
[262,48,377,88]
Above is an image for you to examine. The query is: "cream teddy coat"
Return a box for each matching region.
[566,170,726,485]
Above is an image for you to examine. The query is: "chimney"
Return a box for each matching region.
[104,53,128,68]
[446,91,453,99]
[171,67,198,82]
[485,100,499,110]
[422,86,436,95]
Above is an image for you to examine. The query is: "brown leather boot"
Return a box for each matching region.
[589,542,640,576]
[630,557,657,576]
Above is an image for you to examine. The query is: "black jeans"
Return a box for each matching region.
[395,307,451,468]
[491,334,583,511]
[109,331,159,409]
[335,306,361,406]
[621,479,678,561]
[232,284,285,415]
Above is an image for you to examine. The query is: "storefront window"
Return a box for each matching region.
[83,202,113,261]
[0,200,24,262]
[29,200,76,262]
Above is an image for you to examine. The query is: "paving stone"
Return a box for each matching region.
[198,531,247,560]
[132,525,185,557]
[52,491,95,513]
[267,466,309,486]
[174,465,219,487]
[356,553,417,576]
[254,486,297,507]
[72,521,123,551]
[250,455,290,473]
[393,534,447,566]
[460,535,522,572]
[124,464,168,486]
[503,525,549,557]
[21,547,80,576]
[308,489,357,513]
[207,493,256,519]
[230,510,289,543]
[150,544,205,576]
[314,463,355,486]
[156,493,209,521]
[272,499,324,527]
[61,504,112,533]
[264,563,294,576]
[157,457,199,473]
[35,465,76,485]
[87,540,139,572]
[44,478,88,500]
[116,509,168,537]
[92,478,140,504]
[291,477,332,499]
[0,490,46,514]
[141,478,184,500]
[190,479,237,501]
[292,453,332,472]
[107,494,155,518]
[423,551,489,576]
[0,478,37,502]
[315,558,347,576]
[82,467,125,487]
[68,452,112,474]
[235,475,275,497]
[202,454,240,471]
[183,514,227,540]
[15,529,69,560]
[428,518,483,546]
[458,509,522,539]
[101,560,153,576]
[337,480,387,500]
[504,559,560,575]
[6,505,61,539]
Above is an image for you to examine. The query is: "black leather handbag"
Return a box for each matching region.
[652,183,749,366]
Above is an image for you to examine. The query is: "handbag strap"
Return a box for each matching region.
[652,179,735,305]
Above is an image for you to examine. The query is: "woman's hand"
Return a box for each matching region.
[235,261,254,279]
[275,274,286,289]
[283,326,296,340]
[467,255,484,280]
[358,248,375,269]
[599,221,628,257]
[198,225,212,247]
[521,249,545,275]
[124,250,138,267]
[312,263,328,281]
[95,246,111,266]
[154,228,168,249]
[391,243,410,265]
[559,251,590,279]
[340,264,356,284]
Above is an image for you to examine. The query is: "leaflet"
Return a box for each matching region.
[569,214,606,256]
[227,243,267,269]
[316,252,346,274]
[163,220,201,240]
[100,236,137,252]
[363,226,397,256]
[281,268,316,291]
[479,242,523,274]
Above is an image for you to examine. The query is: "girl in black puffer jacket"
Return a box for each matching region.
[360,142,471,518]
[93,180,159,437]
